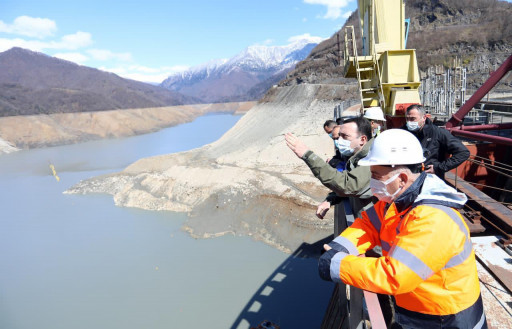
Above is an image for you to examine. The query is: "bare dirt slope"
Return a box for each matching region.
[66,84,354,252]
[0,101,255,151]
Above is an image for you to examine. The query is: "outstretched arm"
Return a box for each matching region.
[285,132,310,158]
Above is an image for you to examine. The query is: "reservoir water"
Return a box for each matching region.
[0,114,332,329]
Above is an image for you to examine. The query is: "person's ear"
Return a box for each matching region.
[361,134,368,144]
[398,172,408,186]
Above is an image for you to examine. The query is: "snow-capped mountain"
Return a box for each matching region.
[160,38,319,103]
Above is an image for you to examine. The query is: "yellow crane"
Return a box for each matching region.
[343,0,420,126]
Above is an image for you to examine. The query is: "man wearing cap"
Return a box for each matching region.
[363,106,386,137]
[318,129,487,328]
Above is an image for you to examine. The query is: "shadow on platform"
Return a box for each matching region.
[230,235,334,329]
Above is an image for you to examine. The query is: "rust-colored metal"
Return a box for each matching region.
[451,143,509,192]
[449,129,512,146]
[446,54,512,129]
[449,122,512,132]
[460,209,485,233]
[473,237,512,295]
[475,261,512,329]
[498,236,512,248]
[385,115,406,129]
[445,172,512,235]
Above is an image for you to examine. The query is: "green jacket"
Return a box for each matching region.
[301,139,375,219]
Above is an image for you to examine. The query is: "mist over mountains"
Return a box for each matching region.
[160,38,319,103]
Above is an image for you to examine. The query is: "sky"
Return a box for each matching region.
[0,0,357,83]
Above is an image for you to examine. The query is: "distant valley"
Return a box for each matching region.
[0,47,198,117]
[0,38,318,151]
[0,38,319,117]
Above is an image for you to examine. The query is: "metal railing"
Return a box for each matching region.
[323,203,387,329]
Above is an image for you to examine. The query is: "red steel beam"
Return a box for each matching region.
[448,122,512,132]
[446,54,512,129]
[445,172,512,234]
[449,129,512,146]
[363,291,386,329]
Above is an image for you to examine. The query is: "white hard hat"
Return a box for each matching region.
[363,107,385,121]
[359,129,426,166]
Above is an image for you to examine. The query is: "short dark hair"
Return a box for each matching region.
[406,104,426,116]
[406,163,423,174]
[343,116,372,141]
[323,120,336,128]
[336,115,358,125]
[386,163,423,174]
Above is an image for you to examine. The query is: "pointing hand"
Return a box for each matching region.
[285,132,309,158]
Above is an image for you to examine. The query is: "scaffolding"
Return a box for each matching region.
[420,59,467,118]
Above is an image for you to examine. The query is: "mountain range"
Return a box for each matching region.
[0,47,198,117]
[160,38,319,103]
[280,0,512,93]
[3,0,509,117]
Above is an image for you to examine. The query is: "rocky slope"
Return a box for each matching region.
[281,0,512,93]
[0,102,255,152]
[66,84,354,253]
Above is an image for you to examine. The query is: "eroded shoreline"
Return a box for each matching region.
[0,101,256,153]
[66,84,353,253]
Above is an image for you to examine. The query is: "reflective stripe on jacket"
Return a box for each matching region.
[330,174,482,318]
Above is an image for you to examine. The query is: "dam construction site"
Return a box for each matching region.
[2,1,512,329]
[316,1,512,328]
[58,2,512,328]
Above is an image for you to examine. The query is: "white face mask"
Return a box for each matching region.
[372,126,381,137]
[336,138,354,156]
[370,173,402,203]
[406,121,420,131]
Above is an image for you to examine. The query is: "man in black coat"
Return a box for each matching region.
[403,104,470,179]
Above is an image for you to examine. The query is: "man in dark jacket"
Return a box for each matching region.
[403,104,470,179]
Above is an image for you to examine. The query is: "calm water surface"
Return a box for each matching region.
[0,114,332,329]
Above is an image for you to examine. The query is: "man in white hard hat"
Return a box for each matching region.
[318,129,487,329]
[363,106,386,137]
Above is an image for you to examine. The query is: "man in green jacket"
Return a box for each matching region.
[287,116,395,327]
[285,116,374,222]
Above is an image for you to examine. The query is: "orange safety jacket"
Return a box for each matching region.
[319,173,485,325]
